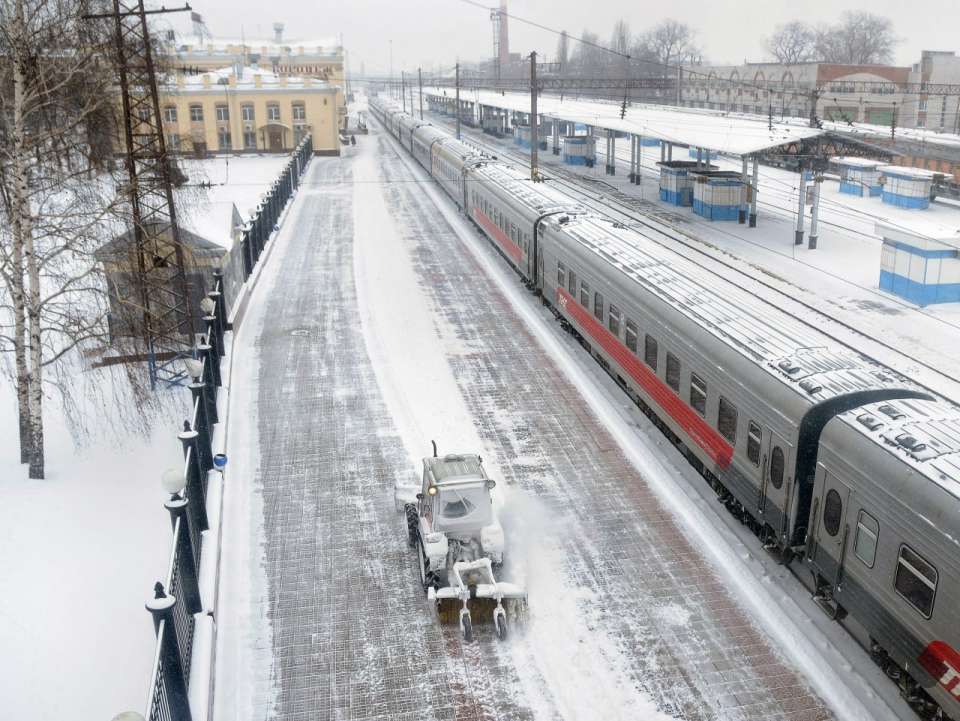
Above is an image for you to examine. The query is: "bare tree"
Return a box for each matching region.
[0,0,126,478]
[640,19,700,67]
[766,21,817,64]
[610,19,631,58]
[556,30,569,70]
[815,12,898,64]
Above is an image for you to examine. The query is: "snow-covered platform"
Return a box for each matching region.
[212,119,849,721]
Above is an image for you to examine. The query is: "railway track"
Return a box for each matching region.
[428,114,960,406]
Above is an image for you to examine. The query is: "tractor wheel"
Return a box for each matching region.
[495,613,509,641]
[404,504,419,548]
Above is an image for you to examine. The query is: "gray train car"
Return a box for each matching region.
[536,214,925,554]
[810,398,960,713]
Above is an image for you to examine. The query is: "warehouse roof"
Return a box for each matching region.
[425,87,827,156]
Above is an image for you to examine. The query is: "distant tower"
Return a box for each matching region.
[273,22,284,43]
[490,1,509,80]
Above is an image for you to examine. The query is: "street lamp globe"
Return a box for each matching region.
[161,467,186,495]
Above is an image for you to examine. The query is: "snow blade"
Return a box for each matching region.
[432,558,527,638]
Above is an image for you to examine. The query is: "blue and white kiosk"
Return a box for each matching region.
[878,221,960,305]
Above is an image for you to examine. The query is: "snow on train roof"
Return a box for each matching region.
[560,214,914,403]
[472,162,587,216]
[424,87,825,156]
[843,398,960,497]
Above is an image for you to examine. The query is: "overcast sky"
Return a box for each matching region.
[180,0,958,74]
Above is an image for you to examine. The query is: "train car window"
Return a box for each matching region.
[666,353,681,392]
[769,446,784,488]
[594,293,604,321]
[894,545,937,618]
[645,336,659,371]
[608,305,621,336]
[690,373,706,415]
[557,262,566,288]
[625,321,638,353]
[823,489,843,537]
[718,398,738,444]
[854,511,879,568]
[580,281,590,307]
[568,270,577,297]
[747,422,762,466]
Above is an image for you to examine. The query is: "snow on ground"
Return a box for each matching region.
[0,373,189,721]
[176,155,290,249]
[352,139,678,721]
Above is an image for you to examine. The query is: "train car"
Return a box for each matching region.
[536,213,926,555]
[398,114,426,154]
[810,398,960,715]
[466,162,584,279]
[411,125,447,172]
[429,136,486,209]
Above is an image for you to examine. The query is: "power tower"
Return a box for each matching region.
[85,0,196,388]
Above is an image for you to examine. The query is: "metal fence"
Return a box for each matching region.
[140,136,314,721]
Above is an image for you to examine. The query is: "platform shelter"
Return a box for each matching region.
[878,222,960,305]
[691,171,743,220]
[833,157,884,197]
[658,161,714,207]
[880,166,938,209]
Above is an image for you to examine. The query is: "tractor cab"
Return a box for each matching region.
[421,453,496,534]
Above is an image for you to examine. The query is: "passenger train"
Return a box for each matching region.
[369,96,960,720]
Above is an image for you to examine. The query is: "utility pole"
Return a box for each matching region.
[891,102,898,140]
[455,62,461,140]
[418,66,423,120]
[401,70,406,112]
[530,50,539,182]
[676,65,682,106]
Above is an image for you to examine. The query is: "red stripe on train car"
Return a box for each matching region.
[919,641,960,700]
[557,287,734,468]
[473,207,523,264]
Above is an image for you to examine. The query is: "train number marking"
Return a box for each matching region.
[918,641,960,700]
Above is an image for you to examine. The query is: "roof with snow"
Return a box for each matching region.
[170,65,334,92]
[425,87,828,156]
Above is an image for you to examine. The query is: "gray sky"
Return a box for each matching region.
[184,0,958,74]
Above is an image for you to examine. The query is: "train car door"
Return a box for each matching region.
[759,432,790,532]
[810,469,851,589]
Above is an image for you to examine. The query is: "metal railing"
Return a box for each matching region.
[139,135,314,721]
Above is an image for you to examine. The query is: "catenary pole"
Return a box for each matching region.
[418,67,423,120]
[530,50,539,181]
[455,62,461,140]
[401,70,406,112]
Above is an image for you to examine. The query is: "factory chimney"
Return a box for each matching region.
[498,1,509,67]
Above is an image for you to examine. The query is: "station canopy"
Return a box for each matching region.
[425,87,829,157]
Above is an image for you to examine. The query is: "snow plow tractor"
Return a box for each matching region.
[402,443,526,642]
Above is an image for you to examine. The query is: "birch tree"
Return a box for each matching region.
[0,0,124,478]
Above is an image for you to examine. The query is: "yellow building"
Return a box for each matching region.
[159,66,340,156]
[172,26,347,130]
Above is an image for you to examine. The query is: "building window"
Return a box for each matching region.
[916,117,925,128]
[918,99,928,112]
[137,107,151,122]
[218,129,232,150]
[166,133,180,150]
[644,335,658,371]
[854,511,879,568]
[895,545,937,618]
[747,422,761,466]
[690,372,706,415]
[666,353,680,392]
[608,304,621,336]
[267,103,281,121]
[241,104,255,122]
[557,261,565,289]
[579,281,589,308]
[292,103,306,121]
[163,106,177,123]
[243,130,257,149]
[216,104,229,122]
[593,292,603,321]
[189,105,203,122]
[718,397,737,444]
[625,320,638,354]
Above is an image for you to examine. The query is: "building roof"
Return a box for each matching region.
[426,87,827,156]
[96,223,225,260]
[880,164,942,179]
[169,65,335,92]
[830,156,886,168]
